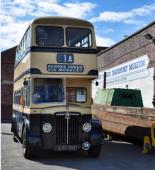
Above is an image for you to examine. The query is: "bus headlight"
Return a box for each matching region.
[42,123,52,133]
[83,123,92,132]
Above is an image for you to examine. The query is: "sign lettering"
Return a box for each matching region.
[57,53,74,63]
[98,55,149,85]
[47,64,84,73]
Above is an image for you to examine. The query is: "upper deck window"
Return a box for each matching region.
[36,26,64,46]
[66,28,92,48]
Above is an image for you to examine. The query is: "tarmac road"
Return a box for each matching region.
[1,123,155,170]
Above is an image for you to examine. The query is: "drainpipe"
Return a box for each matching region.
[103,72,107,89]
[152,74,155,107]
[144,33,155,107]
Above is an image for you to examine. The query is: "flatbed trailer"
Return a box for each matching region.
[91,104,155,152]
[91,88,155,153]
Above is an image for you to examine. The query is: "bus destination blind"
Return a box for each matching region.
[47,64,84,73]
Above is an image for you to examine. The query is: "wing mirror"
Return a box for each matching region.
[95,81,99,86]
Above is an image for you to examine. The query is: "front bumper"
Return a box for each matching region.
[27,132,103,151]
[27,136,81,151]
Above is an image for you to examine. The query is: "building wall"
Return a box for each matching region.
[94,21,155,107]
[1,46,16,122]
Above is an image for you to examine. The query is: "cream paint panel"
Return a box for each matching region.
[30,52,97,75]
[13,106,91,115]
[41,105,91,115]
[14,53,31,80]
[13,105,25,113]
[13,77,24,91]
[31,74,97,79]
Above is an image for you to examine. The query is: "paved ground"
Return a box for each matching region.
[1,123,155,170]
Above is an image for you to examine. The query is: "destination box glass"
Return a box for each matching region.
[47,64,84,72]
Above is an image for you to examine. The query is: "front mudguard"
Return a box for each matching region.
[90,116,104,146]
[23,118,41,147]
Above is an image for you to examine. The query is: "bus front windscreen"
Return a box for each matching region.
[33,78,64,104]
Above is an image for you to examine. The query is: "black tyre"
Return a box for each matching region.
[88,145,102,158]
[12,120,18,142]
[22,126,33,159]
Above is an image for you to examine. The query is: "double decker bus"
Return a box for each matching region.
[11,17,103,159]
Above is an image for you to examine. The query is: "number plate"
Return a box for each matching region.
[57,145,78,151]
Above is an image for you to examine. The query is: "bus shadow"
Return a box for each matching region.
[1,132,12,136]
[32,150,103,170]
[31,141,155,170]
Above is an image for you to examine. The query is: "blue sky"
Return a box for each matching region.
[1,0,155,51]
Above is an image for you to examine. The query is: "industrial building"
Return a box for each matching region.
[1,46,16,122]
[94,21,155,108]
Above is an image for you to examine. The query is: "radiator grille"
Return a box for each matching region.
[55,112,80,145]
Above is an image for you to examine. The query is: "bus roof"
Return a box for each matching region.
[32,16,94,28]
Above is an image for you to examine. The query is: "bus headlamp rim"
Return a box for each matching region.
[42,123,52,133]
[82,122,92,132]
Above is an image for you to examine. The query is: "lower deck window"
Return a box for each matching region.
[33,78,64,104]
[66,88,87,103]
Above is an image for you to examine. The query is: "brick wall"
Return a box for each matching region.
[98,22,155,71]
[1,46,16,122]
[97,21,155,107]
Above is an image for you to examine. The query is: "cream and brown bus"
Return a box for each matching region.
[11,17,103,159]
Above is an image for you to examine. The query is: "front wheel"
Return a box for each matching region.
[22,126,33,159]
[88,145,102,158]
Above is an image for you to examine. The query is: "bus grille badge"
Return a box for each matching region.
[65,112,70,120]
